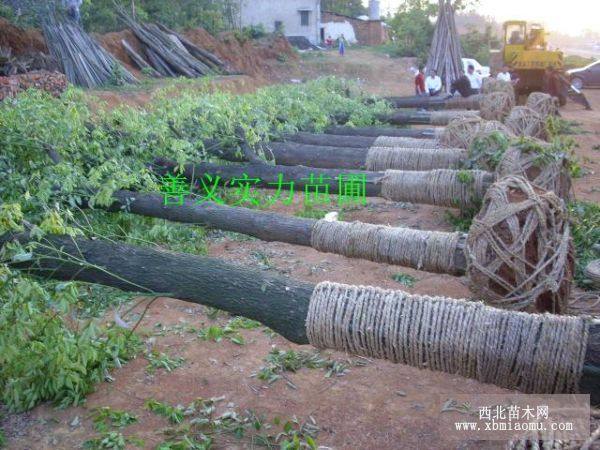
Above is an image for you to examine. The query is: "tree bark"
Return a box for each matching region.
[267,142,369,170]
[283,132,379,148]
[385,95,481,110]
[2,232,598,399]
[324,126,439,138]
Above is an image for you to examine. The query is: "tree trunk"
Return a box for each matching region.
[267,142,370,169]
[107,190,468,274]
[325,126,439,138]
[153,159,493,208]
[385,95,481,110]
[283,132,379,148]
[153,159,386,197]
[3,232,599,399]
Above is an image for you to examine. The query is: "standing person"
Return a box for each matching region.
[465,64,483,94]
[63,0,83,23]
[496,65,512,83]
[450,70,474,97]
[425,69,442,96]
[414,65,426,96]
[338,34,346,57]
[325,35,333,49]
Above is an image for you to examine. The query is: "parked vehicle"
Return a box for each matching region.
[462,58,491,78]
[567,60,600,89]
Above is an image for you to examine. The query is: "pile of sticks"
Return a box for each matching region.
[426,0,463,93]
[42,17,137,88]
[118,10,231,78]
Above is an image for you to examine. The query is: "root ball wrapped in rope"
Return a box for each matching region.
[440,117,512,149]
[465,175,573,313]
[526,92,559,117]
[505,106,549,140]
[479,91,515,122]
[481,78,516,102]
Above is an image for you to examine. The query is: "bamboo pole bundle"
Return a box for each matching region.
[426,0,464,93]
[42,16,137,88]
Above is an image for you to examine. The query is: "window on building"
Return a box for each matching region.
[274,20,283,32]
[300,10,310,27]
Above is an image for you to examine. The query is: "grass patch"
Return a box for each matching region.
[392,272,417,287]
[569,201,600,288]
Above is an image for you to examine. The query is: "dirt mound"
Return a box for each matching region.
[184,28,297,79]
[94,29,144,76]
[0,18,47,55]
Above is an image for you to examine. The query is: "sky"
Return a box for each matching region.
[371,0,600,36]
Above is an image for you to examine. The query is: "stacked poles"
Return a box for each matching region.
[116,10,230,78]
[2,231,598,398]
[384,94,481,110]
[42,16,137,88]
[426,0,464,93]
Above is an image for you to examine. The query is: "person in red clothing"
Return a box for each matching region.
[414,65,426,95]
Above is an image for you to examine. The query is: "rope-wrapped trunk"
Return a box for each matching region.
[154,159,494,209]
[3,232,598,398]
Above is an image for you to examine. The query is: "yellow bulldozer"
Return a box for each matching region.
[493,20,591,109]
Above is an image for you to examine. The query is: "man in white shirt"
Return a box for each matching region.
[496,66,512,83]
[425,69,442,96]
[466,64,482,93]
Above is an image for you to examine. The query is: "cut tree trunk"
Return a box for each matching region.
[106,190,468,274]
[2,232,599,398]
[152,159,493,209]
[385,95,481,110]
[325,126,440,138]
[265,142,466,170]
[283,132,380,148]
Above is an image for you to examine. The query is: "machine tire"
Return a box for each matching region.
[571,77,584,90]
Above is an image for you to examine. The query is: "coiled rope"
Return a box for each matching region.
[373,136,441,149]
[311,220,463,274]
[505,106,549,140]
[365,147,467,171]
[381,169,489,208]
[306,281,589,393]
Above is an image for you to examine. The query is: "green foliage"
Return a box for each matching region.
[460,25,500,65]
[83,431,144,449]
[0,427,5,449]
[147,397,319,449]
[145,350,186,374]
[564,55,596,70]
[257,348,354,385]
[92,407,139,432]
[569,202,600,288]
[197,316,261,346]
[445,209,477,232]
[466,131,510,170]
[392,272,416,287]
[234,24,268,43]
[0,266,141,412]
[79,0,239,34]
[515,137,581,178]
[385,6,435,62]
[321,0,367,17]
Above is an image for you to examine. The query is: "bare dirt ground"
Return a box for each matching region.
[3,49,600,450]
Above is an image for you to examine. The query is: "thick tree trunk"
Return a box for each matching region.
[324,126,439,138]
[3,232,599,398]
[153,159,386,197]
[267,142,370,170]
[265,142,466,171]
[385,95,481,110]
[107,190,468,274]
[283,132,379,149]
[153,159,493,209]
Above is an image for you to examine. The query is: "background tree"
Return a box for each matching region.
[321,0,367,17]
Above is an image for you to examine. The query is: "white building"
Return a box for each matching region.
[239,0,321,45]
